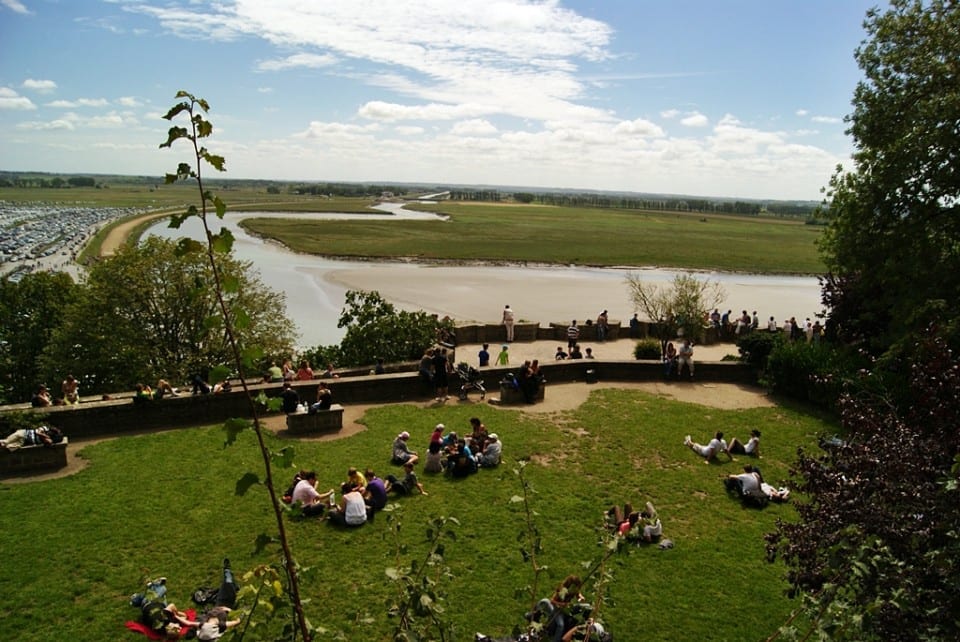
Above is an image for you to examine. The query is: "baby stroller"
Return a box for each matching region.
[456,362,486,400]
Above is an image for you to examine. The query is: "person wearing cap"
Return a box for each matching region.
[430,423,445,445]
[477,433,502,468]
[391,431,419,466]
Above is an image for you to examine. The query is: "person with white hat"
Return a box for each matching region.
[477,433,502,468]
[391,430,419,466]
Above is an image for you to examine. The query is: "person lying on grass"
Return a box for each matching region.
[684,431,732,463]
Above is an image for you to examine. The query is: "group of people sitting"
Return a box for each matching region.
[283,463,428,527]
[604,501,663,544]
[29,374,81,407]
[279,380,333,414]
[683,429,789,503]
[662,339,695,379]
[390,418,503,480]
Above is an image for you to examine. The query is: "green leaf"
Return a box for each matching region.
[213,195,227,218]
[233,307,251,331]
[235,471,261,496]
[203,314,223,331]
[159,126,190,149]
[211,229,235,254]
[221,274,240,294]
[161,102,190,122]
[197,120,213,138]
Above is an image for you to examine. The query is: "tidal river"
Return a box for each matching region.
[148,203,823,348]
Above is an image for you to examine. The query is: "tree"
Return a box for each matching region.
[0,272,78,403]
[334,290,440,367]
[39,236,295,395]
[818,0,960,353]
[767,328,960,641]
[625,273,725,344]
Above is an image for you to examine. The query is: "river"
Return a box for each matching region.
[147,203,823,348]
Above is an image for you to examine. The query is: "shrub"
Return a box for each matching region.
[633,338,662,360]
[762,340,864,410]
[736,331,783,369]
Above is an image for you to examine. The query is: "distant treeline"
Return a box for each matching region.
[453,189,820,219]
[0,175,97,188]
[0,172,822,219]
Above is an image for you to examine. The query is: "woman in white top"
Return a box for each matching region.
[727,429,761,457]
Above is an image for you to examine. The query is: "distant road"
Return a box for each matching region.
[98,211,173,256]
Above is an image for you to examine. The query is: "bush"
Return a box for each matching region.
[633,338,662,360]
[762,340,864,410]
[736,331,782,369]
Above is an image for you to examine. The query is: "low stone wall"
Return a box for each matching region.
[285,404,345,435]
[0,438,69,475]
[0,359,754,440]
[493,384,546,405]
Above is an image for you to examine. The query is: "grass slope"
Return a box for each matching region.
[0,389,832,641]
[242,202,824,274]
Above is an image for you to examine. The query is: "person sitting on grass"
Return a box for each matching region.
[446,438,478,477]
[727,429,761,458]
[327,482,371,527]
[346,466,367,493]
[684,431,731,463]
[364,469,389,511]
[386,461,428,496]
[290,471,334,518]
[391,431,419,466]
[467,417,489,454]
[423,441,445,473]
[476,433,502,468]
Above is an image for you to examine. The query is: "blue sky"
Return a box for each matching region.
[0,0,881,200]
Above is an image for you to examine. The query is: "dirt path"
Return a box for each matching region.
[1,381,771,484]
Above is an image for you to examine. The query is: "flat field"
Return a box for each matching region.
[242,201,825,274]
[0,388,831,641]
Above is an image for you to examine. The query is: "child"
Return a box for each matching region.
[496,344,510,365]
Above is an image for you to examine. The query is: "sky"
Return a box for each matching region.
[0,0,883,200]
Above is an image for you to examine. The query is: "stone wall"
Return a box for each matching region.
[1,359,754,440]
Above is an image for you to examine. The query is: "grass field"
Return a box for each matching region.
[1,184,824,274]
[0,389,833,641]
[242,202,825,274]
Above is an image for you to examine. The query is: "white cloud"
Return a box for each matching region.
[680,112,708,127]
[296,120,380,139]
[811,115,841,124]
[708,113,786,155]
[450,119,497,136]
[47,98,110,108]
[22,78,57,93]
[795,109,808,117]
[395,125,425,136]
[117,96,142,107]
[0,87,36,110]
[660,109,680,119]
[613,118,665,138]
[1,0,30,15]
[257,53,337,71]
[257,87,273,94]
[358,100,493,122]
[17,119,75,131]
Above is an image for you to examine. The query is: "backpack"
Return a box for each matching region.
[192,586,219,606]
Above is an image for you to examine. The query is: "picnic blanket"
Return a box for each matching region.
[124,608,197,639]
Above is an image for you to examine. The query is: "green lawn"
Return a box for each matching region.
[241,202,825,274]
[0,389,833,641]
